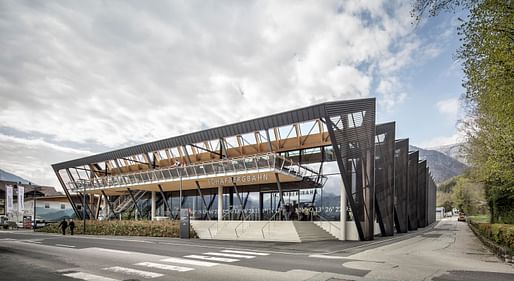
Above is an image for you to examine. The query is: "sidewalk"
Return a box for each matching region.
[340,217,514,281]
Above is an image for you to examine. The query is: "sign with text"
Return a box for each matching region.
[207,174,270,186]
[5,185,13,214]
[17,185,24,212]
[180,208,190,239]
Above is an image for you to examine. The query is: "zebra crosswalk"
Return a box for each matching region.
[61,248,270,280]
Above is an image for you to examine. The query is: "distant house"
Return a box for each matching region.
[0,180,77,222]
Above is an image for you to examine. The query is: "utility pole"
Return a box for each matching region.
[83,183,86,234]
[30,182,38,231]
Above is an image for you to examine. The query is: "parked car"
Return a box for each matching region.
[33,217,46,228]
[458,212,466,222]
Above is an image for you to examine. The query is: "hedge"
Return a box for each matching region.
[468,218,514,254]
[36,220,196,238]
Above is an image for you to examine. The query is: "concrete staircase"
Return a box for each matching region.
[191,220,336,242]
[293,221,337,241]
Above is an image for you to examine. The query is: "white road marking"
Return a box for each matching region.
[62,272,119,281]
[135,262,194,272]
[161,257,218,267]
[56,244,76,248]
[157,242,302,256]
[184,255,239,263]
[103,266,163,278]
[90,248,131,255]
[204,252,255,259]
[308,254,347,259]
[0,238,16,241]
[222,250,270,256]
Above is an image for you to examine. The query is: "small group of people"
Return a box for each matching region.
[58,218,75,235]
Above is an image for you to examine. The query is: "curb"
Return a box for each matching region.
[467,221,513,265]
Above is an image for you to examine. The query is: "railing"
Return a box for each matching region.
[67,152,325,192]
[315,214,341,236]
[260,210,281,239]
[113,190,146,213]
[234,212,257,238]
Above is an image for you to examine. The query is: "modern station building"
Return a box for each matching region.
[52,98,436,242]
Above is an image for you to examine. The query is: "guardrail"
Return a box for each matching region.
[67,152,325,192]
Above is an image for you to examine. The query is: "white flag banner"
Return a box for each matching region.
[6,184,13,213]
[18,185,24,212]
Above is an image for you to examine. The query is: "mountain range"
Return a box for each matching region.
[410,145,468,184]
[0,168,31,184]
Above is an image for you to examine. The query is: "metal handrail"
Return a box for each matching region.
[206,220,218,239]
[68,152,323,192]
[234,211,256,238]
[316,214,341,235]
[260,210,281,239]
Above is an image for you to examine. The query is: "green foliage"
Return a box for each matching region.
[438,177,458,193]
[459,0,514,223]
[469,218,514,252]
[36,220,194,238]
[452,176,488,215]
[437,174,488,216]
[411,0,474,20]
[468,214,490,223]
[413,0,514,224]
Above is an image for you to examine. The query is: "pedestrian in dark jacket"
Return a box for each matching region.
[68,219,75,235]
[58,218,68,235]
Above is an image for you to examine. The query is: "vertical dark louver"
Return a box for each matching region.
[394,139,409,233]
[324,99,376,240]
[417,160,427,227]
[374,122,395,236]
[408,151,419,230]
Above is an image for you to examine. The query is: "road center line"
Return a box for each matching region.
[55,244,76,248]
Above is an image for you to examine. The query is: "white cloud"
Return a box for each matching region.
[437,97,460,116]
[0,1,451,186]
[416,130,467,148]
[0,134,92,189]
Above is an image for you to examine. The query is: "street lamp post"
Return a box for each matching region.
[83,183,86,234]
[30,182,39,231]
[179,167,183,214]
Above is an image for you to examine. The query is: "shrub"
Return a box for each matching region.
[469,217,514,253]
[36,220,195,238]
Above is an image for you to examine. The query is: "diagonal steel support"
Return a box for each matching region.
[324,115,366,240]
[101,190,117,218]
[158,184,172,218]
[265,129,284,208]
[232,182,246,219]
[55,169,80,219]
[127,188,143,218]
[189,143,223,157]
[95,195,102,219]
[203,194,217,220]
[194,181,211,220]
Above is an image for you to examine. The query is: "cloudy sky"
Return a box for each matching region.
[0,1,465,187]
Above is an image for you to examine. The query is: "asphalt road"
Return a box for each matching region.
[0,217,512,281]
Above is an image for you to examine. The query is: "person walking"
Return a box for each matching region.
[68,219,75,235]
[58,218,68,235]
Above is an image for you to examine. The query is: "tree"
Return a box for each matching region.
[412,0,514,223]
